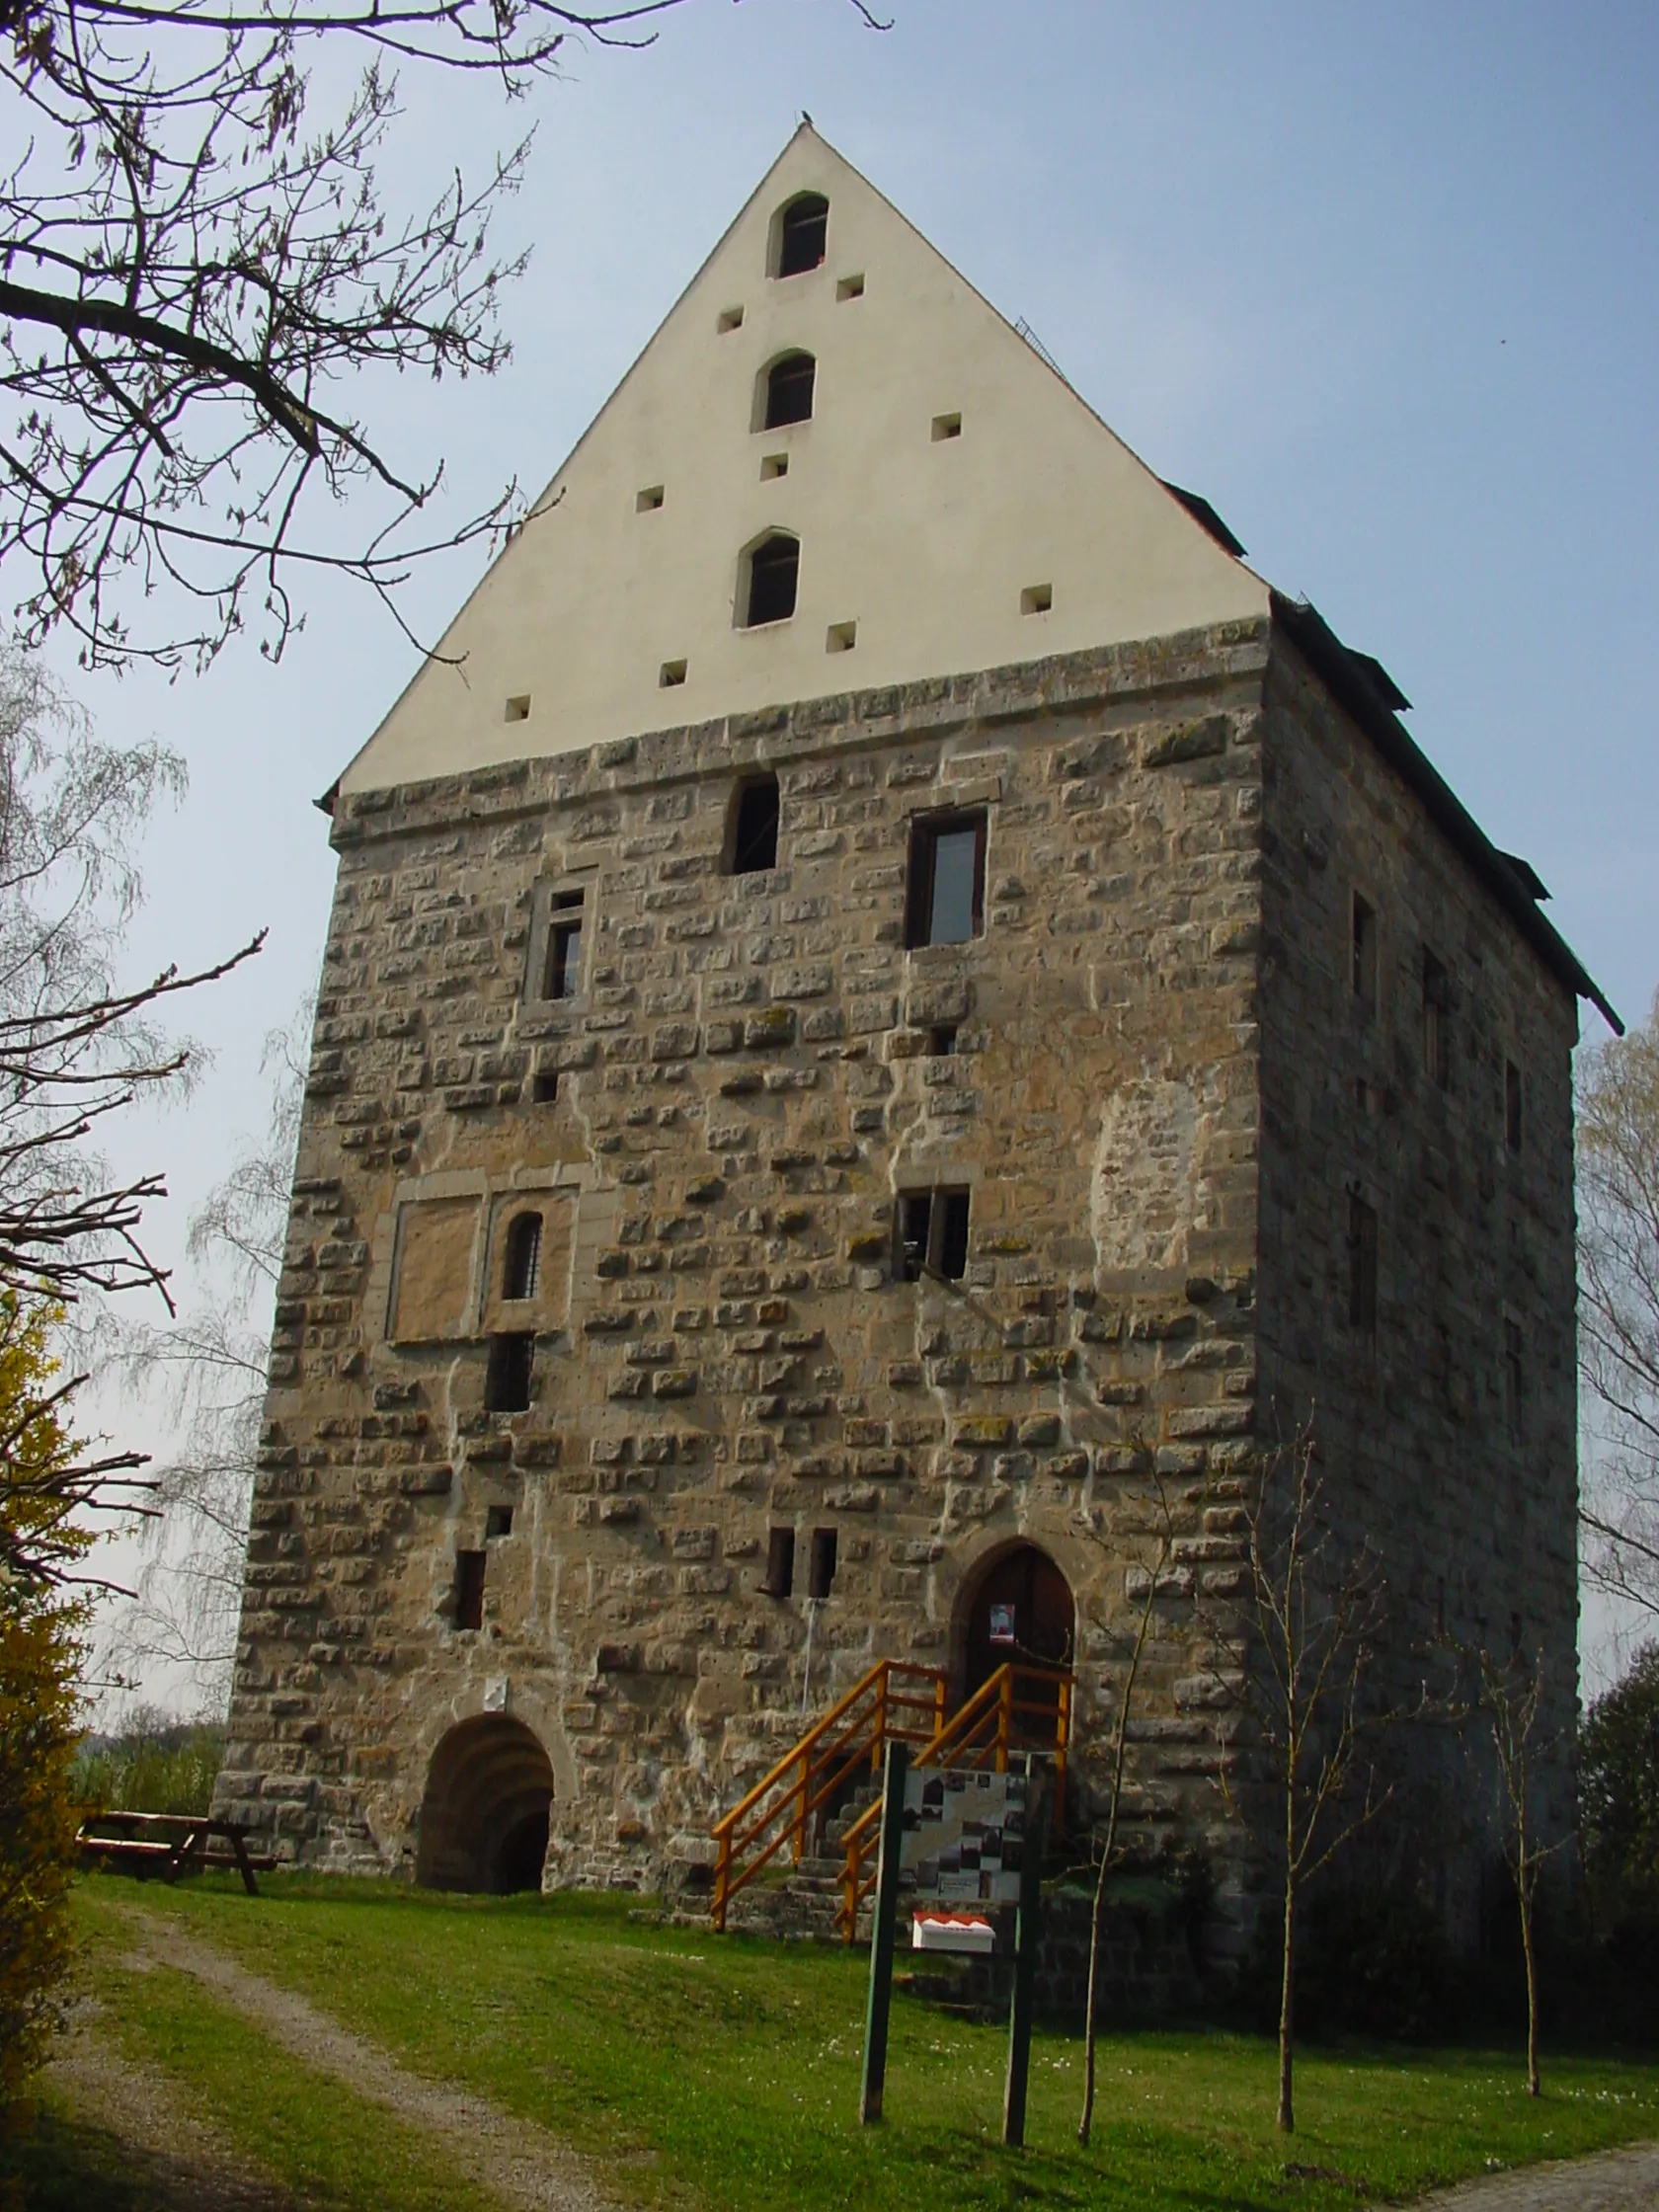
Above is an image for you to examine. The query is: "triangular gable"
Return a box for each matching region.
[338,126,1268,796]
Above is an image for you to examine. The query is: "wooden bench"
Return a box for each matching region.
[75,1810,276,1896]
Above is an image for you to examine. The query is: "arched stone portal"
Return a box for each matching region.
[415,1715,554,1894]
[959,1542,1075,1700]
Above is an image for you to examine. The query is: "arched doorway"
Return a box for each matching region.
[960,1542,1075,1699]
[415,1715,554,1894]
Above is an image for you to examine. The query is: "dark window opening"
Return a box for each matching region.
[486,1331,534,1414]
[927,1025,959,1057]
[531,1068,560,1105]
[1506,1060,1524,1153]
[906,811,987,948]
[763,352,816,429]
[808,1527,838,1600]
[743,534,799,628]
[485,1505,514,1540]
[1352,893,1377,1012]
[504,1213,542,1302]
[776,193,828,277]
[897,1186,971,1283]
[730,775,780,875]
[1423,950,1450,1088]
[1504,1319,1526,1441]
[454,1549,486,1631]
[542,889,584,1000]
[1348,1192,1378,1334]
[763,1526,795,1598]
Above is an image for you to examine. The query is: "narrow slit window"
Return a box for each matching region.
[808,1527,838,1601]
[1422,949,1450,1089]
[485,1331,534,1414]
[453,1549,486,1631]
[742,534,799,627]
[1348,1192,1379,1335]
[897,1186,971,1282]
[729,775,779,875]
[1506,1060,1524,1153]
[531,1067,560,1106]
[906,810,987,948]
[485,1504,514,1540]
[762,352,816,430]
[543,890,584,1000]
[763,1526,795,1598]
[775,193,829,277]
[503,1213,542,1302]
[1504,1318,1526,1440]
[1352,893,1377,1013]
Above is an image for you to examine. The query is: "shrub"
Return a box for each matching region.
[1581,1646,1659,1936]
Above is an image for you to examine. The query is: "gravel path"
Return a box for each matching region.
[124,1913,613,2212]
[1386,2140,1659,2210]
[46,1995,302,2212]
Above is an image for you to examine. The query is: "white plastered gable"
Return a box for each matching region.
[337,126,1269,796]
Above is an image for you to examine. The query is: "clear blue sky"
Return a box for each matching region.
[73,1,1657,1676]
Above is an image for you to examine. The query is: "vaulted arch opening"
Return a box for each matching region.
[738,532,800,629]
[771,192,828,277]
[758,351,816,431]
[957,1541,1075,1702]
[415,1714,554,1894]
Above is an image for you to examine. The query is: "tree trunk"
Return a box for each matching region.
[1077,1841,1108,2146]
[1278,1875,1297,2134]
[1519,1872,1540,2097]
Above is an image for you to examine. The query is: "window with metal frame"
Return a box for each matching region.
[906,811,987,948]
[762,352,816,429]
[896,1187,971,1283]
[503,1213,542,1302]
[542,889,584,1001]
[743,534,799,627]
[775,193,828,277]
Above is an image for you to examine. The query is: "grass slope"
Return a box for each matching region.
[63,1874,1659,2212]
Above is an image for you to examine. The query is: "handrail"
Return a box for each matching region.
[835,1663,1073,1942]
[709,1657,947,1932]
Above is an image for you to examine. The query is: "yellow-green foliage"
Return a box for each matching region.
[75,1719,224,1818]
[0,1295,90,2099]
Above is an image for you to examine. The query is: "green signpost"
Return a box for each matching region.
[859,1745,1050,2148]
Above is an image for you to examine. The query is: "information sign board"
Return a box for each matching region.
[897,1766,1026,1907]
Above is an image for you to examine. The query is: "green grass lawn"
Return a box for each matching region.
[60,1874,1659,2212]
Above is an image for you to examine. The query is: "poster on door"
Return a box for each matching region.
[988,1603,1016,1646]
[897,1767,1026,1905]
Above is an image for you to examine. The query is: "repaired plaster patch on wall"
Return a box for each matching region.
[1092,1079,1200,1274]
[389,1197,482,1341]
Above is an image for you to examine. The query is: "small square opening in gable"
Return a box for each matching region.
[760,453,789,481]
[1020,584,1053,615]
[931,413,962,441]
[505,694,530,723]
[660,659,687,688]
[636,485,665,513]
[717,305,745,333]
[826,620,857,654]
[836,273,865,301]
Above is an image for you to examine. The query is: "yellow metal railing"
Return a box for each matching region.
[709,1658,947,1933]
[835,1663,1073,1942]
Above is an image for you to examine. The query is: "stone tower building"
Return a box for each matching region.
[216,128,1615,1936]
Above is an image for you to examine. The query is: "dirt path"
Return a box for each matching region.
[46,1996,303,2212]
[119,1912,614,2212]
[1391,2140,1659,2210]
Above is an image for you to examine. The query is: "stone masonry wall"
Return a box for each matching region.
[215,619,1272,1914]
[1254,638,1581,1940]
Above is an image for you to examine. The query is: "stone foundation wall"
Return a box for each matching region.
[216,621,1271,1907]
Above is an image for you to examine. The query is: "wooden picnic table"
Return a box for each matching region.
[75,1809,276,1896]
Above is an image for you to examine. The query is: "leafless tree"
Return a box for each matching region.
[1579,991,1659,1631]
[109,1001,305,1704]
[1207,1415,1393,2135]
[0,0,886,672]
[0,646,260,1588]
[1076,1475,1172,2150]
[1466,1643,1563,2099]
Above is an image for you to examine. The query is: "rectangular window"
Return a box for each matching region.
[1422,949,1450,1088]
[485,1504,514,1540]
[453,1549,486,1631]
[906,811,987,949]
[1351,893,1377,1014]
[1348,1192,1378,1334]
[1504,1319,1526,1441]
[808,1527,838,1601]
[1506,1060,1524,1153]
[763,1526,795,1599]
[542,889,584,1001]
[485,1331,534,1414]
[897,1187,971,1282]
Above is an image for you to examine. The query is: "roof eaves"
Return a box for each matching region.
[1269,592,1621,1037]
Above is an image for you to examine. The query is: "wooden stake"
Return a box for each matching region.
[859,1740,909,2125]
[1003,1762,1049,2149]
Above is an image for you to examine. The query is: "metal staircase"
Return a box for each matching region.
[709,1658,1072,1942]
